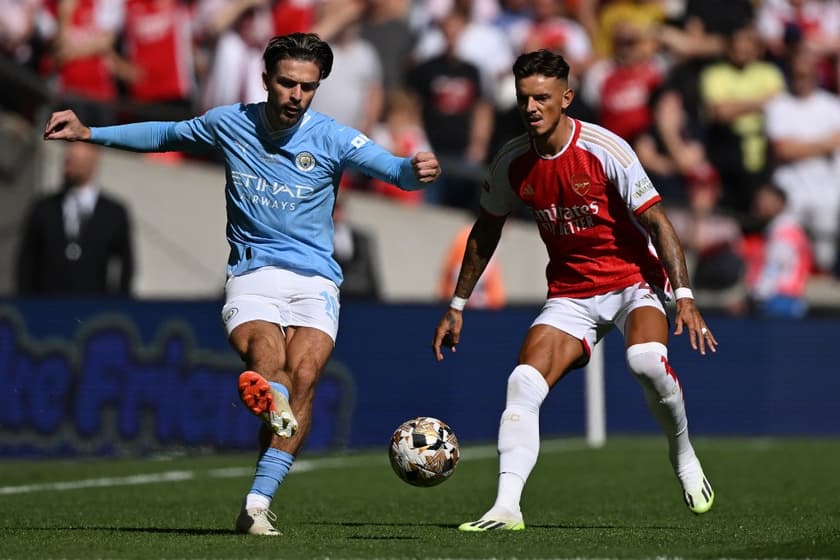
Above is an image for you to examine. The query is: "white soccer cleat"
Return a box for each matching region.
[238,371,298,438]
[683,474,715,514]
[458,517,525,532]
[235,506,281,536]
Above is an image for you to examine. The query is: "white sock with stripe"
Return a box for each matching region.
[626,342,703,490]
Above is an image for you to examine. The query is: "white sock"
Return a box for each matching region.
[245,492,271,511]
[675,449,703,491]
[626,342,701,489]
[487,364,549,519]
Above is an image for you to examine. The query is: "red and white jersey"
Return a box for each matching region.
[481,118,667,299]
[42,0,124,101]
[581,58,663,141]
[124,0,194,102]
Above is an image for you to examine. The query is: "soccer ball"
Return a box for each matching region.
[388,416,460,487]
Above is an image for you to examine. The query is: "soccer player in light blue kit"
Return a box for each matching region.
[43,33,442,536]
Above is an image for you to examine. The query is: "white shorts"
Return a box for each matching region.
[221,267,340,342]
[532,282,666,361]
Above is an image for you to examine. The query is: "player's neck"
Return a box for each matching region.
[264,104,291,133]
[533,115,573,157]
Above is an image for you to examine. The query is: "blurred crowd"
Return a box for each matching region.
[3,0,840,315]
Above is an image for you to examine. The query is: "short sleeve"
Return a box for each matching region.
[480,148,519,216]
[593,128,661,213]
[622,161,661,214]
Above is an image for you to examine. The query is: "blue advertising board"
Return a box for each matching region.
[1,300,838,458]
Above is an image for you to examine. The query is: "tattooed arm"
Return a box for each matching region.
[452,210,507,298]
[638,203,717,355]
[638,203,692,291]
[432,210,507,361]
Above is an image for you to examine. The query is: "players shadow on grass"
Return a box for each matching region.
[527,523,684,530]
[305,521,454,530]
[21,527,235,536]
[304,521,681,531]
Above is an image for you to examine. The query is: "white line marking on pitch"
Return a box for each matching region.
[0,471,195,495]
[0,440,588,495]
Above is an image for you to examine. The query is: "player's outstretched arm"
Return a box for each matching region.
[44,110,92,142]
[411,151,442,184]
[638,203,717,356]
[431,209,506,361]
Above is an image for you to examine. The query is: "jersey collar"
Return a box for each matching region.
[533,117,578,160]
[259,103,310,138]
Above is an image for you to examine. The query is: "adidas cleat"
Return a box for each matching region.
[458,518,525,532]
[235,506,281,536]
[684,475,715,514]
[238,371,298,438]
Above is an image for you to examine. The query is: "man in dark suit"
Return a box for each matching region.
[16,142,134,296]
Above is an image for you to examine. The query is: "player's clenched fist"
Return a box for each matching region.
[43,110,91,142]
[411,151,441,183]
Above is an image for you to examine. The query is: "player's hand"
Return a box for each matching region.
[44,110,92,142]
[411,151,441,184]
[432,308,463,362]
[673,298,717,356]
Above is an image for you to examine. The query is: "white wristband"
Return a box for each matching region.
[450,296,468,311]
[674,287,694,300]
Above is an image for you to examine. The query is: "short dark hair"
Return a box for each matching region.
[263,33,334,80]
[513,50,570,82]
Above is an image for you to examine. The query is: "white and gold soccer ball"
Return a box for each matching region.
[388,416,460,487]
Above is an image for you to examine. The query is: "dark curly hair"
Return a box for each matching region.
[262,33,334,80]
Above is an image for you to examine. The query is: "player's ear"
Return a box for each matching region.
[561,87,575,110]
[262,72,269,91]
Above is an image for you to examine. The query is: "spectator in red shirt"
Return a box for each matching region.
[272,0,316,36]
[581,19,664,142]
[42,0,125,125]
[121,0,196,120]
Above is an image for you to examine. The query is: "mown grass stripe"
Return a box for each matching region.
[0,440,589,495]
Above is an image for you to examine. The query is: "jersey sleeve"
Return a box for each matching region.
[624,162,661,215]
[480,145,519,216]
[598,131,661,214]
[89,106,224,152]
[336,125,426,190]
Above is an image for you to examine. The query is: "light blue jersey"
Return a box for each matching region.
[89,103,426,285]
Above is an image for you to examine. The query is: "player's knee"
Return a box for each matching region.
[506,364,550,412]
[626,342,678,396]
[248,340,275,365]
[234,328,282,366]
[626,342,667,375]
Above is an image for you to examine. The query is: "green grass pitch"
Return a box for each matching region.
[1,437,838,559]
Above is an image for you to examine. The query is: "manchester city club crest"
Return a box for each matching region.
[295,151,316,171]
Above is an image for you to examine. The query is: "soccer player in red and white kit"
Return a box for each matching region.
[432,49,718,531]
